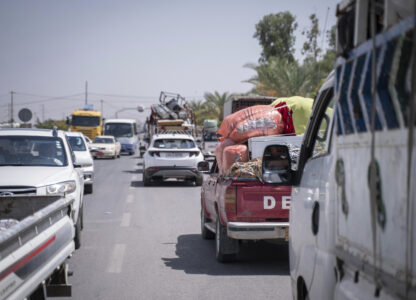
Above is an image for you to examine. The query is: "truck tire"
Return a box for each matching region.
[215,218,238,262]
[195,176,203,186]
[74,214,81,250]
[201,206,215,239]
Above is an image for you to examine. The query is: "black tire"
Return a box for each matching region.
[74,213,81,250]
[215,217,238,262]
[84,184,93,194]
[195,176,203,186]
[143,174,151,186]
[201,206,215,239]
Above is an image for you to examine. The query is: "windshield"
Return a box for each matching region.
[153,139,195,149]
[93,137,114,144]
[71,115,101,127]
[68,136,87,151]
[0,136,68,167]
[104,123,134,138]
[203,132,218,142]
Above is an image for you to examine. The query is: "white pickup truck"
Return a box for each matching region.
[0,195,74,300]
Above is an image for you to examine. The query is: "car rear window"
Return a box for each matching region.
[153,139,195,149]
[93,138,113,144]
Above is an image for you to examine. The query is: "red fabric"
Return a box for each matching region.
[274,101,296,135]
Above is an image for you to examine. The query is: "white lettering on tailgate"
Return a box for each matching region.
[264,196,276,210]
[282,196,291,209]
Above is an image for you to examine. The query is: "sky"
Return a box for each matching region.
[0,0,337,123]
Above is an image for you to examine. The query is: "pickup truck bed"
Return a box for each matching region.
[201,173,291,262]
[0,196,74,300]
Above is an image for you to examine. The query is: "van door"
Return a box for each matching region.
[290,82,336,299]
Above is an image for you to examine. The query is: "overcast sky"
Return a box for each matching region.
[0,0,336,123]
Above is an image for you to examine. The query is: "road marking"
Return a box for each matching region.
[106,244,126,273]
[126,194,134,204]
[120,213,131,227]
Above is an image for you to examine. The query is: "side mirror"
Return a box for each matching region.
[262,145,292,184]
[197,161,210,173]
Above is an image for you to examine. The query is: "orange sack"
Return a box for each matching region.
[222,144,249,174]
[215,138,235,175]
[218,105,284,143]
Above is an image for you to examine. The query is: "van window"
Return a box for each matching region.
[312,89,334,158]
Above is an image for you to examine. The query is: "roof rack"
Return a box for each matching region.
[157,129,192,136]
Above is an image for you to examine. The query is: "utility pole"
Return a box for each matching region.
[42,104,45,122]
[10,91,14,125]
[100,99,104,117]
[85,81,88,105]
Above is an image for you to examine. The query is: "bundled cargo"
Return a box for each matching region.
[217,105,284,143]
[215,138,235,175]
[222,144,249,174]
[271,96,314,135]
[226,157,263,180]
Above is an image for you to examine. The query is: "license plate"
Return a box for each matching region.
[165,152,183,158]
[285,227,289,242]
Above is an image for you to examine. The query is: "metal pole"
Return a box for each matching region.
[85,81,88,105]
[100,99,104,116]
[10,91,14,125]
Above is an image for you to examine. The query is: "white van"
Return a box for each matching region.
[103,119,138,155]
[289,1,415,299]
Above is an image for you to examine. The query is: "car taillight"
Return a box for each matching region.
[149,151,160,157]
[189,151,200,157]
[224,186,236,213]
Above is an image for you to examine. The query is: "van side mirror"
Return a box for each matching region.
[197,161,210,173]
[262,145,292,184]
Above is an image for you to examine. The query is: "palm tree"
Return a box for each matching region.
[245,57,314,97]
[203,91,231,122]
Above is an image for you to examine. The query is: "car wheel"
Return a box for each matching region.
[84,184,93,194]
[201,206,215,240]
[215,217,238,262]
[74,214,81,250]
[195,176,203,186]
[143,174,151,186]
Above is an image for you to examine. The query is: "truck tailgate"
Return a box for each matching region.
[236,184,291,220]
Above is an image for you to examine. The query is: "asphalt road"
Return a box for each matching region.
[58,155,291,300]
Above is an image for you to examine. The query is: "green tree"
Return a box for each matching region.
[254,12,298,62]
[35,118,69,130]
[203,91,231,122]
[189,99,210,125]
[302,14,322,62]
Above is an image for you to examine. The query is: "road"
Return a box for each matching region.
[59,155,291,300]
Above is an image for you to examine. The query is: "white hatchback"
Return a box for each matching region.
[143,133,204,186]
[0,128,84,249]
[66,132,94,194]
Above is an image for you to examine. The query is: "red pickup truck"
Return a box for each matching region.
[199,141,296,262]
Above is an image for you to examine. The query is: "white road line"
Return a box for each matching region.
[106,244,126,273]
[120,213,131,227]
[126,194,134,204]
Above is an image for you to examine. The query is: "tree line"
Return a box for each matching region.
[191,11,336,125]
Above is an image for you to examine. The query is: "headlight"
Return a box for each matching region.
[46,181,76,195]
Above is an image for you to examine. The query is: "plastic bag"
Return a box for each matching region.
[222,144,249,173]
[218,105,281,140]
[228,111,284,143]
[215,138,235,175]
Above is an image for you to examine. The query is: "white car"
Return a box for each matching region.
[143,133,204,186]
[90,135,121,159]
[66,132,94,194]
[0,128,84,249]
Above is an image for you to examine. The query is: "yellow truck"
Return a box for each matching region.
[69,109,102,140]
